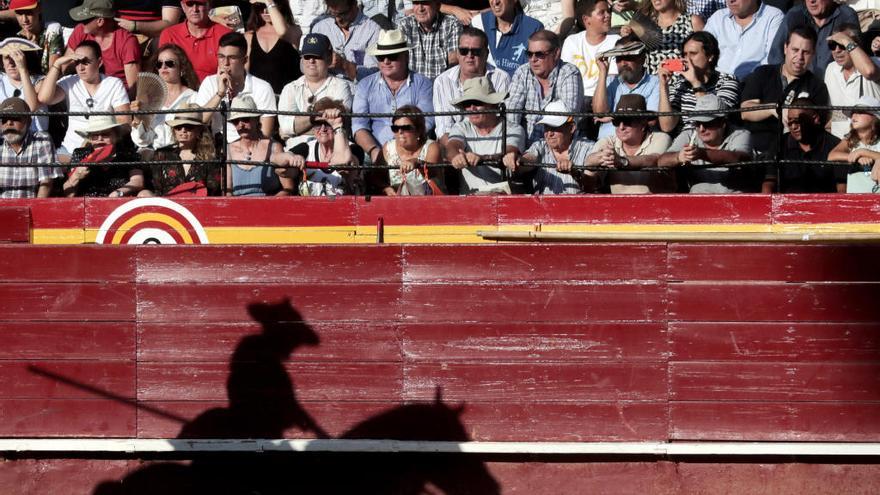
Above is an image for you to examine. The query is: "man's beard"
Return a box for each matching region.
[3,129,23,145]
[619,67,643,85]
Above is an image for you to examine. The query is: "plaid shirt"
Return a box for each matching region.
[398,13,463,79]
[506,61,584,145]
[0,131,60,198]
[688,0,726,20]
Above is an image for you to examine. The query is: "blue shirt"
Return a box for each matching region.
[311,11,381,81]
[597,72,660,139]
[481,11,543,76]
[352,71,435,146]
[705,2,784,80]
[768,3,859,75]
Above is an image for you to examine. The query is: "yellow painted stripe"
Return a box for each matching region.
[110,213,194,244]
[32,229,85,244]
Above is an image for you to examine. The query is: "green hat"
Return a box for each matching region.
[69,0,114,22]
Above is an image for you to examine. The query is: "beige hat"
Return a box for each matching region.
[75,115,123,137]
[228,95,261,121]
[367,29,413,56]
[0,37,40,56]
[166,104,206,127]
[451,76,508,107]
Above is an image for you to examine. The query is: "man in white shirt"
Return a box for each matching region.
[704,0,783,80]
[825,24,880,138]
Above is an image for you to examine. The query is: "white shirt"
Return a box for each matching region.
[432,64,511,138]
[194,73,277,143]
[278,75,354,149]
[57,74,129,154]
[130,88,196,150]
[561,32,619,98]
[0,74,48,134]
[825,59,880,138]
[289,0,325,30]
[521,0,564,32]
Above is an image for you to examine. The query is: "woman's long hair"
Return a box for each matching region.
[174,128,216,162]
[246,1,295,31]
[846,115,880,151]
[147,44,200,90]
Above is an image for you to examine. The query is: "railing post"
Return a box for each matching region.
[500,103,508,181]
[775,99,784,193]
[219,100,228,196]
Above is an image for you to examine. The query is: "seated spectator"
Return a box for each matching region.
[521,0,576,35]
[0,0,77,38]
[658,31,740,133]
[688,0,725,23]
[593,38,659,139]
[704,0,784,80]
[66,0,141,89]
[375,105,445,195]
[398,0,463,79]
[472,0,543,75]
[226,95,297,196]
[62,115,143,197]
[659,94,755,192]
[637,0,704,74]
[768,0,858,74]
[195,32,277,143]
[587,94,674,194]
[825,24,880,138]
[352,29,434,165]
[289,98,364,196]
[446,76,527,194]
[312,0,381,81]
[506,30,583,145]
[433,26,511,142]
[0,41,49,134]
[38,40,131,160]
[131,44,199,151]
[245,0,302,95]
[741,26,829,155]
[0,96,60,197]
[141,105,221,197]
[279,33,353,150]
[828,95,880,190]
[113,0,182,39]
[763,97,843,193]
[159,0,232,82]
[8,0,64,74]
[505,99,597,194]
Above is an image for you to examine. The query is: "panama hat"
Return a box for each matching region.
[75,115,123,137]
[166,104,206,127]
[845,95,880,119]
[228,95,261,121]
[537,100,573,128]
[450,76,508,107]
[367,29,413,57]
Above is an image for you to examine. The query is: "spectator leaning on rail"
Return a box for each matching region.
[446,76,527,195]
[762,96,843,193]
[8,0,64,75]
[0,97,60,198]
[374,105,446,195]
[703,0,783,81]
[397,0,463,79]
[768,0,858,74]
[587,94,674,194]
[741,25,829,155]
[158,0,232,82]
[824,24,880,139]
[506,30,583,147]
[828,95,880,190]
[592,38,659,140]
[352,29,434,166]
[311,0,382,81]
[659,93,756,192]
[471,0,544,76]
[658,31,741,134]
[65,0,141,91]
[433,27,511,143]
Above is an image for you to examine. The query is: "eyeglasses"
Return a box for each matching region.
[155,59,177,70]
[391,124,416,133]
[827,41,845,52]
[217,53,244,61]
[376,53,401,62]
[303,54,324,61]
[696,118,724,129]
[526,49,552,60]
[458,47,482,57]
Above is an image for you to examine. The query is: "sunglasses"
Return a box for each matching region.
[311,120,333,129]
[11,89,20,98]
[697,118,724,128]
[612,117,639,127]
[1,116,23,124]
[526,49,552,60]
[827,41,845,51]
[155,59,177,70]
[376,53,401,62]
[174,124,200,130]
[183,1,207,7]
[458,47,482,57]
[303,54,324,61]
[391,124,416,133]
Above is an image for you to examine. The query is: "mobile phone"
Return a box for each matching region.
[661,58,686,73]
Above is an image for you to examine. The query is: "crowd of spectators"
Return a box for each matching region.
[0,0,879,198]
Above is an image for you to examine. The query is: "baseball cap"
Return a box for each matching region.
[690,94,726,123]
[0,97,30,117]
[537,100,573,128]
[300,33,331,58]
[9,0,38,11]
[69,0,114,22]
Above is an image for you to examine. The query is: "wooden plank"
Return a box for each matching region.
[670,322,880,362]
[0,362,135,399]
[401,322,669,361]
[402,282,666,322]
[1,198,83,229]
[675,462,880,494]
[402,244,667,282]
[0,399,135,436]
[669,244,880,282]
[137,362,402,401]
[773,194,880,224]
[0,206,30,242]
[0,460,138,495]
[403,362,668,401]
[136,245,402,284]
[137,284,402,323]
[0,283,136,321]
[355,195,497,226]
[0,245,135,282]
[668,283,880,322]
[670,362,880,401]
[671,402,880,441]
[0,322,135,360]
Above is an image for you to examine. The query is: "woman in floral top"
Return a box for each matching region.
[10,0,64,74]
[637,0,703,74]
[144,105,221,196]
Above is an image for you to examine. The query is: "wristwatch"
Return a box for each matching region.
[846,41,858,52]
[618,156,630,168]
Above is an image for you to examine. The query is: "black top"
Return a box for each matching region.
[69,144,141,197]
[770,132,844,193]
[249,37,302,95]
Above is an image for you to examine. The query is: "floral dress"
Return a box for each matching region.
[151,146,222,196]
[646,13,693,74]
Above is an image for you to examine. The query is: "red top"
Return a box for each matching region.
[67,25,141,89]
[159,21,233,82]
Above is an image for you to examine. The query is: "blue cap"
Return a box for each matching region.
[301,33,331,58]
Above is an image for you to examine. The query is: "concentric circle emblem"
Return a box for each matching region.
[95,198,209,245]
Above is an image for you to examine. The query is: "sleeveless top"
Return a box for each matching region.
[645,14,693,74]
[230,141,282,196]
[383,139,446,195]
[249,34,302,95]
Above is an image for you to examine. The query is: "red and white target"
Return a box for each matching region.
[95,198,209,245]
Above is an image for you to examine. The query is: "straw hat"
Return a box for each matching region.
[450,76,508,107]
[166,104,206,127]
[367,29,413,56]
[75,115,123,137]
[228,95,261,121]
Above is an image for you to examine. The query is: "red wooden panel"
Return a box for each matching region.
[136,245,402,284]
[0,362,134,399]
[138,322,400,362]
[676,463,880,495]
[0,206,30,242]
[402,244,667,282]
[0,283,136,321]
[671,402,880,441]
[0,322,135,359]
[671,362,880,401]
[670,322,880,362]
[497,195,772,224]
[402,283,665,322]
[669,244,880,282]
[137,284,401,323]
[669,283,880,322]
[0,245,135,282]
[0,198,83,229]
[355,195,497,226]
[403,362,667,401]
[401,322,668,361]
[0,399,135,436]
[0,460,138,495]
[773,194,880,224]
[137,362,402,401]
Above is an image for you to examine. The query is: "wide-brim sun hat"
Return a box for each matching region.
[614,94,654,119]
[845,95,880,119]
[228,95,261,121]
[367,29,413,57]
[75,115,123,137]
[166,104,206,127]
[537,100,573,128]
[451,76,508,107]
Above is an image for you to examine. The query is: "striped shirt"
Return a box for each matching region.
[432,64,511,138]
[668,71,741,130]
[311,12,382,81]
[506,61,584,146]
[398,13,463,79]
[0,132,60,198]
[525,137,595,194]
